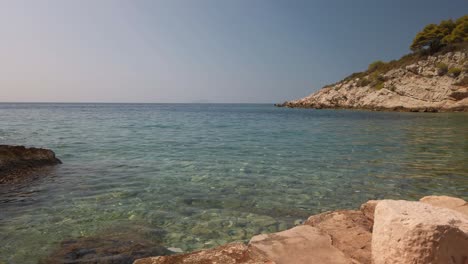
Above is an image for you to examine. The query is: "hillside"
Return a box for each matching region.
[278,16,468,112]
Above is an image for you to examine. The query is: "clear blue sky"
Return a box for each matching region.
[1,0,467,103]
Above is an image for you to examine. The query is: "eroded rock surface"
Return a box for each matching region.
[305,210,372,264]
[359,200,379,223]
[0,145,62,183]
[372,200,468,264]
[133,243,272,264]
[249,225,353,264]
[420,195,468,216]
[279,51,468,112]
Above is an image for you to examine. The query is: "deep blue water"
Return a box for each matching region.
[0,103,467,263]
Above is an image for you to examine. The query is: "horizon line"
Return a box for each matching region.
[0,101,277,105]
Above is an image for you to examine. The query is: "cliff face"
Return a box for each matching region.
[280,51,468,112]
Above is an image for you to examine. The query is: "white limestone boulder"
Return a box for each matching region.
[372,200,468,264]
[249,225,353,264]
[420,195,468,216]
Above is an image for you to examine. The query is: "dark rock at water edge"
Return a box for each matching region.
[0,145,62,184]
[274,102,288,107]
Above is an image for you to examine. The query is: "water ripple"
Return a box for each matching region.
[0,104,467,263]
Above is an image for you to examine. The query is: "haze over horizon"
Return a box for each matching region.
[1,0,467,103]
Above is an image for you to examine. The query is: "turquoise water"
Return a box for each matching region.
[0,103,467,263]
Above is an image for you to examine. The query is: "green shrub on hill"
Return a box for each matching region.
[442,16,468,44]
[368,61,386,72]
[411,16,467,54]
[436,62,448,75]
[448,67,462,77]
[374,81,385,90]
[369,72,386,90]
[357,78,371,87]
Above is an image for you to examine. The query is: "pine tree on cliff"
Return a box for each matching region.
[442,15,468,43]
[410,15,467,53]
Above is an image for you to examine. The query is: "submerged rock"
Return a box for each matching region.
[41,234,171,264]
[0,145,62,184]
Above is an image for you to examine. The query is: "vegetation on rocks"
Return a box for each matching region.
[436,62,449,75]
[411,15,468,53]
[367,60,386,72]
[278,15,468,112]
[448,67,462,77]
[332,15,468,88]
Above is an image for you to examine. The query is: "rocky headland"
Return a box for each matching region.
[277,50,468,112]
[277,16,468,112]
[134,195,468,264]
[0,145,62,184]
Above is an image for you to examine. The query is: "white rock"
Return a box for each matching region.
[420,195,468,216]
[249,225,352,264]
[372,200,468,264]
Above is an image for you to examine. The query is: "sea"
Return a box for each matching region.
[0,103,467,263]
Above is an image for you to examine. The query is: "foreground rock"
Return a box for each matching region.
[249,225,352,264]
[133,243,272,264]
[359,200,379,223]
[278,51,468,112]
[372,200,468,264]
[305,210,372,263]
[0,145,62,184]
[420,195,468,216]
[42,234,171,264]
[135,196,468,264]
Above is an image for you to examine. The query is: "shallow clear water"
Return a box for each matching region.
[0,103,467,263]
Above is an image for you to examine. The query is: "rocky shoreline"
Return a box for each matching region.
[135,195,468,264]
[277,51,468,112]
[0,145,62,184]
